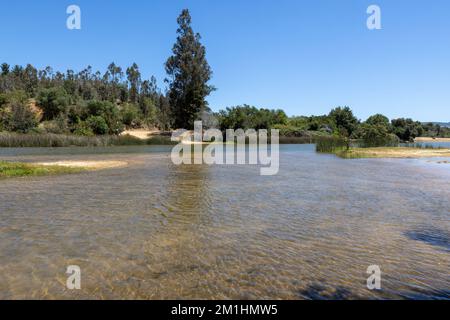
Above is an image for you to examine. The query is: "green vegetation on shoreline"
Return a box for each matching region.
[322,147,450,159]
[0,9,448,152]
[0,161,84,178]
[315,135,450,159]
[343,147,450,159]
[0,132,175,147]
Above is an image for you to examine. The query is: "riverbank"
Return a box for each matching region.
[0,161,84,178]
[120,129,162,140]
[0,130,321,147]
[0,160,128,178]
[0,132,175,147]
[2,131,450,149]
[337,147,450,159]
[36,160,128,169]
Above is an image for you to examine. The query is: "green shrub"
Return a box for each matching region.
[272,124,307,137]
[353,123,399,147]
[120,103,142,127]
[87,100,123,134]
[329,106,359,136]
[73,122,94,136]
[40,114,70,134]
[391,118,424,142]
[3,102,38,133]
[365,114,390,127]
[86,116,109,135]
[36,87,69,120]
[218,105,288,130]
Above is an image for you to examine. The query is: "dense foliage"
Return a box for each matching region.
[421,122,450,138]
[0,60,169,136]
[217,105,287,130]
[217,105,448,144]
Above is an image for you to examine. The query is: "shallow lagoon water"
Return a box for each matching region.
[0,145,449,299]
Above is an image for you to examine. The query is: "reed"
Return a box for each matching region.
[315,136,348,153]
[0,132,183,147]
[146,135,177,145]
[0,133,147,147]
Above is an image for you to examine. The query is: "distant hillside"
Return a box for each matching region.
[422,122,450,128]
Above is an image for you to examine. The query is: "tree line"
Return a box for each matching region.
[0,9,447,146]
[0,61,171,135]
[0,9,210,136]
[218,105,450,145]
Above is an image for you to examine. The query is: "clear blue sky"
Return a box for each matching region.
[1,0,449,121]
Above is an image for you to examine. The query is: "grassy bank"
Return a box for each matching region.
[0,161,84,178]
[0,132,176,147]
[0,131,326,147]
[334,147,450,159]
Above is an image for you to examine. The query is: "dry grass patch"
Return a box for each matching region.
[338,147,450,159]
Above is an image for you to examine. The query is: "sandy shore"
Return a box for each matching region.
[415,137,450,142]
[342,147,450,159]
[36,160,128,169]
[120,129,161,140]
[121,129,209,144]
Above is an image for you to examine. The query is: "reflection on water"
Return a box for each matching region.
[0,145,449,299]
